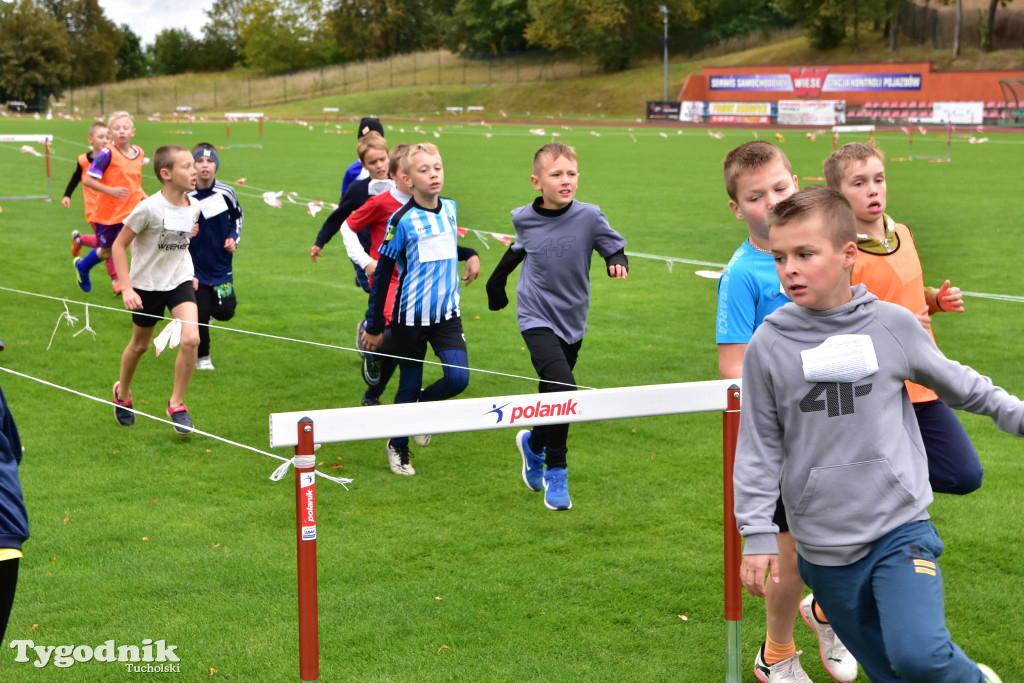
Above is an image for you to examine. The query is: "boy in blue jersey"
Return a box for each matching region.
[361,143,480,476]
[485,142,628,511]
[187,143,244,371]
[718,141,857,683]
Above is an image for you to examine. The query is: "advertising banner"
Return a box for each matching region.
[708,101,772,124]
[646,101,682,120]
[777,100,847,126]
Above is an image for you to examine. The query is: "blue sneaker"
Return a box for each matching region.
[360,394,381,406]
[355,319,368,360]
[74,257,91,292]
[362,353,381,386]
[516,429,545,492]
[543,468,571,510]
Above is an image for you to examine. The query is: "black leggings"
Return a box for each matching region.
[0,557,19,643]
[522,328,582,470]
[195,284,237,358]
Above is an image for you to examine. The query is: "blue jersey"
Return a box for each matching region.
[379,198,462,327]
[188,181,244,286]
[715,240,788,344]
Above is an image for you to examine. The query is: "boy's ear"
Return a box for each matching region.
[841,240,858,267]
[728,199,744,221]
[529,174,542,192]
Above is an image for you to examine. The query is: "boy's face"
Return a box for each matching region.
[770,215,856,311]
[162,151,197,193]
[729,159,798,242]
[88,127,109,153]
[531,154,578,210]
[194,155,217,182]
[108,117,135,147]
[836,157,886,226]
[402,151,443,199]
[362,148,390,180]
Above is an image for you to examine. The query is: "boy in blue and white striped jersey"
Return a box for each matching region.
[361,143,480,476]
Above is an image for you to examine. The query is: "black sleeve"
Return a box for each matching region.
[313,182,369,249]
[485,246,525,311]
[366,255,396,335]
[457,245,478,261]
[604,248,628,274]
[63,163,83,199]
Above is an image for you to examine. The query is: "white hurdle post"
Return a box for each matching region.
[270,379,744,681]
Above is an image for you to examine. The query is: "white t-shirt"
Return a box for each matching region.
[123,193,201,292]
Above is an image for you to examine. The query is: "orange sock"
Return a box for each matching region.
[764,636,796,665]
[813,599,829,624]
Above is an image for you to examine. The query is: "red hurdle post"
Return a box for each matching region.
[722,385,742,682]
[294,417,319,681]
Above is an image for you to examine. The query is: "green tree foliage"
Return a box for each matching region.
[40,0,121,85]
[149,27,196,75]
[115,23,148,79]
[0,0,72,102]
[242,0,337,73]
[444,0,530,54]
[329,0,453,61]
[199,0,246,69]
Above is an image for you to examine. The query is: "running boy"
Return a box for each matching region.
[735,185,1014,683]
[187,143,244,371]
[76,112,146,294]
[825,142,983,495]
[340,144,413,405]
[63,122,120,293]
[360,143,479,476]
[110,145,201,435]
[719,141,856,682]
[485,142,628,511]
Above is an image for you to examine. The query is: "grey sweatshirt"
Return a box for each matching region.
[734,284,1023,566]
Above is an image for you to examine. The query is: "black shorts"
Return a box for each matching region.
[132,281,197,327]
[390,316,466,366]
[773,495,789,534]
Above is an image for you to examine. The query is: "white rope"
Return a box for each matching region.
[0,365,351,489]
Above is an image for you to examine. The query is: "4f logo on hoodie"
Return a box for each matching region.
[800,382,873,417]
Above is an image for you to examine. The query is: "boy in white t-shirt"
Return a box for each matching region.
[110,145,201,434]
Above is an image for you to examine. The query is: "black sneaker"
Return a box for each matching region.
[113,382,135,426]
[166,402,193,435]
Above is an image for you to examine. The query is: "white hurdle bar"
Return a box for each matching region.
[270,379,745,682]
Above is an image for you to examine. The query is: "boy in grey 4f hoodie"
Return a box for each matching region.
[734,186,1018,683]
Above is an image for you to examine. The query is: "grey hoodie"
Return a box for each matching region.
[734,284,1023,566]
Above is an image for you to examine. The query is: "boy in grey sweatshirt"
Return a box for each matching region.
[734,186,1017,683]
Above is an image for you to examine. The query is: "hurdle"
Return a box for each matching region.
[831,124,875,151]
[909,121,953,162]
[322,107,341,133]
[0,134,53,201]
[270,379,744,682]
[225,112,264,149]
[173,106,194,134]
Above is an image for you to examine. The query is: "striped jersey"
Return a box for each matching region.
[379,197,461,326]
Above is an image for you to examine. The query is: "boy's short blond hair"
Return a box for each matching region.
[389,143,412,176]
[722,141,793,201]
[533,142,577,175]
[88,121,108,135]
[152,145,189,182]
[769,186,857,250]
[356,131,388,163]
[108,111,133,127]
[824,142,886,189]
[400,143,441,173]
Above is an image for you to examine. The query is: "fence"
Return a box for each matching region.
[61,50,601,119]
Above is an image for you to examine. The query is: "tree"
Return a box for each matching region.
[0,0,72,103]
[444,0,530,55]
[523,0,635,71]
[200,0,247,68]
[40,0,122,85]
[981,0,1012,52]
[241,0,336,73]
[149,27,195,75]
[115,23,148,79]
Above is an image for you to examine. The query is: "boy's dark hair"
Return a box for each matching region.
[153,145,190,182]
[769,186,857,250]
[722,141,793,201]
[533,142,576,175]
[356,131,388,163]
[823,142,886,189]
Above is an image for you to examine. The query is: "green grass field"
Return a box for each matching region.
[1,115,1023,681]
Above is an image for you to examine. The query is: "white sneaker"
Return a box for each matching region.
[413,434,431,447]
[195,356,215,370]
[754,642,812,683]
[385,441,415,475]
[978,664,1003,683]
[800,593,858,682]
